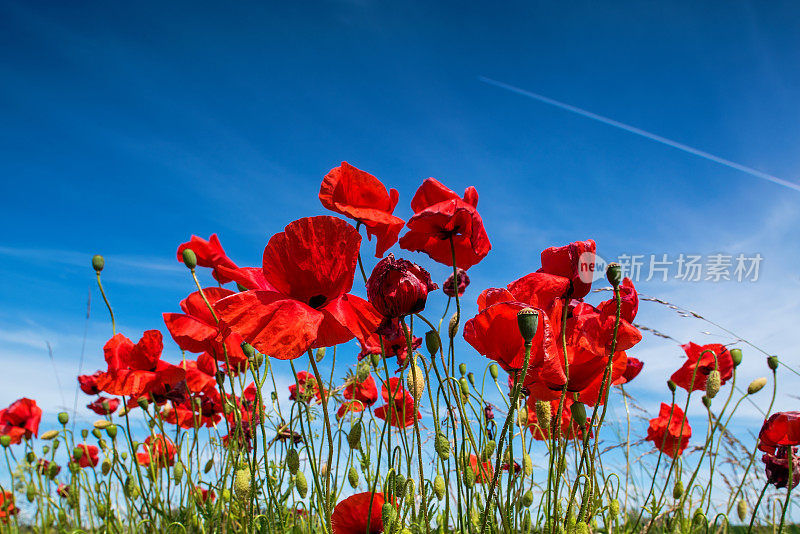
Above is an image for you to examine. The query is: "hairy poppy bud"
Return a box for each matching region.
[319,462,329,477]
[408,360,426,400]
[370,352,381,368]
[767,355,779,370]
[748,377,767,395]
[92,255,105,272]
[693,509,706,526]
[356,362,370,382]
[26,483,36,502]
[136,397,149,410]
[347,421,362,450]
[234,466,251,501]
[522,489,534,507]
[523,511,532,534]
[522,452,533,476]
[606,263,622,287]
[25,451,35,463]
[181,248,197,270]
[459,377,470,397]
[93,420,111,430]
[41,430,59,440]
[672,480,683,499]
[435,432,450,461]
[535,400,552,435]
[467,372,475,386]
[575,521,589,534]
[315,347,326,362]
[667,380,677,393]
[517,308,539,344]
[203,458,214,474]
[367,254,437,319]
[58,412,69,425]
[425,330,439,356]
[448,313,459,339]
[348,466,359,488]
[241,342,256,359]
[737,499,748,521]
[434,475,446,500]
[173,461,184,483]
[481,440,496,461]
[464,465,476,488]
[571,402,587,428]
[609,498,620,518]
[518,405,529,426]
[458,363,467,376]
[91,428,102,439]
[295,471,308,498]
[730,348,743,367]
[287,448,300,474]
[101,458,112,476]
[702,395,712,408]
[106,425,117,440]
[72,447,84,461]
[706,369,721,398]
[490,363,499,380]
[382,503,397,530]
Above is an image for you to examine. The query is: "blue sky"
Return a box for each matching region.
[1,0,799,483]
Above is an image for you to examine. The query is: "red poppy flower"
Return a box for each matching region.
[193,486,216,504]
[78,371,104,395]
[443,268,470,297]
[163,288,248,368]
[468,454,494,483]
[367,254,437,324]
[646,403,691,459]
[358,318,422,369]
[184,353,220,395]
[331,492,390,534]
[374,379,420,428]
[56,483,70,499]
[94,331,185,400]
[136,434,177,468]
[319,162,405,258]
[214,216,382,360]
[670,343,734,393]
[463,302,565,390]
[758,411,800,454]
[398,178,491,269]
[596,277,639,323]
[289,371,327,403]
[0,491,17,520]
[614,357,644,385]
[337,400,367,419]
[177,234,238,284]
[161,394,221,429]
[344,374,379,407]
[525,396,589,441]
[762,446,800,489]
[87,397,120,416]
[0,398,42,444]
[73,444,99,468]
[538,239,596,299]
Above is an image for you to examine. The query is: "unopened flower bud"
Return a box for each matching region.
[730,348,742,367]
[667,380,677,393]
[535,400,552,434]
[435,432,450,461]
[136,397,149,410]
[234,466,251,500]
[517,308,539,344]
[295,471,308,498]
[92,255,105,272]
[606,263,622,287]
[489,363,499,380]
[571,402,587,428]
[459,377,470,397]
[522,490,534,507]
[517,405,529,427]
[737,499,748,521]
[609,498,620,518]
[347,421,362,450]
[356,362,370,382]
[702,395,712,408]
[672,480,683,499]
[26,483,36,502]
[315,347,326,362]
[458,363,467,376]
[287,448,300,474]
[26,451,35,463]
[523,452,533,476]
[425,330,439,356]
[434,475,446,500]
[203,458,214,474]
[407,360,426,400]
[467,372,475,386]
[182,248,197,270]
[72,447,84,461]
[464,465,476,488]
[93,420,111,429]
[382,503,397,530]
[41,430,59,440]
[173,461,184,483]
[92,428,102,439]
[448,313,459,339]
[481,440,496,461]
[767,355,779,370]
[241,342,256,359]
[747,377,767,395]
[705,369,721,398]
[394,473,406,495]
[106,425,117,440]
[348,466,359,488]
[370,352,381,369]
[58,412,69,425]
[101,458,112,476]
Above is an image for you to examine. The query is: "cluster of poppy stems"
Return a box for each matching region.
[0,162,796,534]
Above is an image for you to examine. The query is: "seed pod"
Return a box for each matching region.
[705,369,721,398]
[748,377,767,395]
[606,263,622,287]
[295,471,308,498]
[434,475,446,500]
[435,433,450,461]
[464,465,476,488]
[609,498,620,519]
[517,308,539,343]
[730,348,743,367]
[489,364,499,380]
[425,330,439,356]
[58,412,69,425]
[767,355,779,370]
[203,458,214,474]
[41,429,59,440]
[348,466,359,488]
[481,440,496,461]
[702,395,712,408]
[737,499,748,521]
[92,428,102,439]
[448,313,459,339]
[408,360,426,400]
[672,480,683,499]
[101,458,112,476]
[348,421,362,450]
[173,461,184,483]
[523,452,533,476]
[181,248,197,269]
[522,490,534,507]
[287,448,300,474]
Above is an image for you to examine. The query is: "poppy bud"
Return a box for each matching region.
[382,503,397,530]
[737,499,748,521]
[182,248,197,270]
[517,308,539,344]
[72,447,84,461]
[458,363,467,376]
[315,347,326,362]
[106,425,117,440]
[58,412,69,425]
[464,465,476,488]
[747,377,767,395]
[609,499,620,519]
[467,372,475,386]
[204,458,214,474]
[356,362,370,382]
[535,400,552,435]
[767,355,779,370]
[287,448,300,474]
[41,429,59,440]
[706,369,721,398]
[575,521,589,534]
[407,360,426,400]
[523,452,533,476]
[26,483,36,502]
[241,342,256,359]
[347,466,359,488]
[92,428,102,439]
[295,471,308,498]
[173,461,184,483]
[96,503,107,517]
[434,475,446,500]
[448,313,459,339]
[672,480,683,499]
[518,405,529,427]
[26,451,35,463]
[480,440,496,461]
[459,377,470,397]
[693,509,706,526]
[435,432,450,461]
[367,254,437,319]
[395,473,406,495]
[234,466,251,501]
[490,363,499,380]
[102,458,112,476]
[370,352,381,369]
[730,348,743,367]
[92,255,105,272]
[520,489,533,507]
[571,402,587,428]
[425,330,439,356]
[702,396,712,408]
[347,421,362,450]
[606,263,622,287]
[136,397,149,410]
[667,380,677,393]
[523,511,532,534]
[93,420,111,429]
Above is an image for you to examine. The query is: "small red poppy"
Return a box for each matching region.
[78,371,104,395]
[670,343,734,393]
[289,371,327,404]
[319,162,405,258]
[136,434,177,468]
[73,444,100,468]
[443,268,470,297]
[214,216,382,360]
[87,397,120,416]
[331,491,389,534]
[399,178,491,269]
[468,454,494,483]
[177,234,238,284]
[367,254,438,322]
[762,446,800,489]
[0,491,17,520]
[758,411,800,454]
[343,374,379,408]
[646,403,691,459]
[161,394,221,429]
[614,357,644,385]
[538,239,596,299]
[374,380,420,429]
[0,398,42,445]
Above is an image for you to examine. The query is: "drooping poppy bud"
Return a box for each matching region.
[92,255,105,272]
[367,254,437,320]
[347,421,362,450]
[748,377,767,395]
[667,380,677,393]
[672,480,683,499]
[348,466,359,488]
[425,330,439,356]
[481,440,496,461]
[295,471,308,497]
[767,355,779,370]
[737,499,748,521]
[434,475,446,500]
[407,360,426,400]
[571,402,587,428]
[522,490,534,507]
[448,313,459,339]
[435,432,450,461]
[41,430,59,440]
[287,449,299,474]
[705,369,721,398]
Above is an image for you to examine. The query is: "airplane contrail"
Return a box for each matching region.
[479,76,800,193]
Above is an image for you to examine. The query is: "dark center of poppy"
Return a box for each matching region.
[308,294,327,309]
